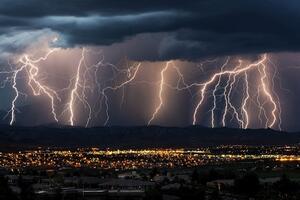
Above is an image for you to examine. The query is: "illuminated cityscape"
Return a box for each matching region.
[0,146,299,170]
[0,145,299,199]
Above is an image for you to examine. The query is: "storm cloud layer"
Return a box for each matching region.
[1,0,300,60]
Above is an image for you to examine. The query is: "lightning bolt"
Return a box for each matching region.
[101,62,141,125]
[148,61,171,125]
[147,56,280,129]
[65,48,105,127]
[210,57,230,128]
[9,49,60,125]
[241,71,250,129]
[61,48,142,127]
[226,65,245,128]
[220,60,244,127]
[259,61,277,128]
[68,49,85,126]
[147,61,193,125]
[9,65,27,125]
[192,54,280,129]
[2,42,282,130]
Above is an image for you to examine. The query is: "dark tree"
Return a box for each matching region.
[209,189,221,200]
[145,187,163,200]
[18,176,35,200]
[234,172,260,197]
[54,187,63,200]
[200,169,221,184]
[178,186,205,200]
[273,175,299,196]
[191,169,200,184]
[0,176,18,200]
[149,168,159,179]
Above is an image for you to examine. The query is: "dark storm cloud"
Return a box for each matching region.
[1,0,300,60]
[0,0,201,17]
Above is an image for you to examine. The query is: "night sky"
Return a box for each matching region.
[1,1,300,131]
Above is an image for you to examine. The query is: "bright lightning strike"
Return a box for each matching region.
[68,49,86,126]
[1,44,282,130]
[9,49,60,125]
[148,61,171,125]
[192,54,280,129]
[148,54,281,130]
[147,61,192,125]
[101,62,141,126]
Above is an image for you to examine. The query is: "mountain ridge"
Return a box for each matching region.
[0,125,297,150]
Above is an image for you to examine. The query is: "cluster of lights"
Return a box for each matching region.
[0,146,298,170]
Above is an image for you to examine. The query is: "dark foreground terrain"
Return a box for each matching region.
[0,126,300,199]
[0,125,298,150]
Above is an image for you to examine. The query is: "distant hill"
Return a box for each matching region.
[0,125,299,150]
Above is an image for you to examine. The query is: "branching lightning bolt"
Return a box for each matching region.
[147,55,281,129]
[101,63,141,125]
[9,49,60,125]
[0,43,283,130]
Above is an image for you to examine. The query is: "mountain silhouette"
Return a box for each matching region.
[0,125,298,150]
